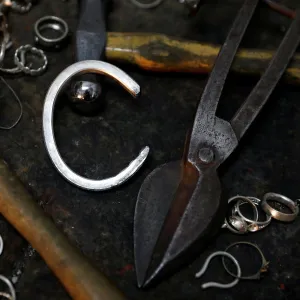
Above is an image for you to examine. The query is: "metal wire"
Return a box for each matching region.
[0,275,16,300]
[129,0,164,9]
[0,77,23,130]
[195,251,241,289]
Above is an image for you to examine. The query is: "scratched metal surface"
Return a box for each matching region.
[0,0,299,299]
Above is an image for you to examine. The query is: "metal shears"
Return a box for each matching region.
[134,0,300,287]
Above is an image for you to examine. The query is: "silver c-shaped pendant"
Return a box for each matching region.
[43,60,149,191]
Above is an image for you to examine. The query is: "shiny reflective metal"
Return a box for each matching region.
[195,251,241,289]
[34,16,69,48]
[236,196,272,232]
[222,195,258,234]
[134,0,300,287]
[222,242,269,280]
[261,193,299,222]
[43,60,149,191]
[0,0,33,14]
[69,0,109,114]
[0,13,9,64]
[0,275,16,300]
[0,44,48,75]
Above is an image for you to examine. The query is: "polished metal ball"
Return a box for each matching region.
[68,80,103,115]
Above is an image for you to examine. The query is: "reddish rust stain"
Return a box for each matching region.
[117,264,134,276]
[279,283,285,290]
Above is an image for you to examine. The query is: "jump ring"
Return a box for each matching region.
[14,45,48,76]
[129,0,164,9]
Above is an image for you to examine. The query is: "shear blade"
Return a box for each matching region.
[134,160,224,287]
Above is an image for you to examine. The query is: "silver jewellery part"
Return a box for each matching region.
[1,0,33,14]
[11,0,32,13]
[0,292,14,299]
[0,275,16,300]
[261,192,299,222]
[236,196,272,232]
[43,60,150,191]
[195,251,241,289]
[0,77,23,130]
[129,0,164,9]
[222,195,258,234]
[222,215,248,234]
[14,44,47,75]
[222,241,269,280]
[0,233,3,256]
[0,44,47,75]
[34,16,69,48]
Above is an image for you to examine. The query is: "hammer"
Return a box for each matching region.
[0,160,127,300]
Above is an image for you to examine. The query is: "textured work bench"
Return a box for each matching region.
[0,0,299,299]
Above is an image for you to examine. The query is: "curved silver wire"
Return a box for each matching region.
[0,77,23,130]
[43,60,149,191]
[0,275,16,300]
[129,0,163,9]
[195,251,241,289]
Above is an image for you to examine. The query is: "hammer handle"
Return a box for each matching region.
[0,160,126,300]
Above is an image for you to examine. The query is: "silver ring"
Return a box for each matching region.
[43,60,149,191]
[236,196,272,232]
[261,192,299,222]
[222,195,259,234]
[129,0,164,9]
[222,242,269,280]
[34,16,69,48]
[14,45,48,76]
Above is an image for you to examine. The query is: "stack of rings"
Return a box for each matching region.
[222,192,299,234]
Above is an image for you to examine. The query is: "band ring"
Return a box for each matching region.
[222,241,269,280]
[261,192,299,222]
[34,16,69,48]
[236,196,272,231]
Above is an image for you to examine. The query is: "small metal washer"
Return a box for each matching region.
[261,192,299,222]
[34,16,69,48]
[222,241,269,280]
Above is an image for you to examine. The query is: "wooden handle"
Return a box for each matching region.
[106,32,300,85]
[0,160,126,300]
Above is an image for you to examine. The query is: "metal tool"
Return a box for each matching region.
[222,242,269,280]
[134,0,300,287]
[261,192,299,222]
[34,16,69,49]
[105,32,300,85]
[43,60,149,191]
[68,0,110,114]
[0,160,127,300]
[195,251,241,289]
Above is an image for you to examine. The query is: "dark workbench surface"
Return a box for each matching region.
[0,0,300,299]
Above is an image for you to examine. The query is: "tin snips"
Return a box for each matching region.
[134,0,300,287]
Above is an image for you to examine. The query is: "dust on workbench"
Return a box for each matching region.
[0,0,300,299]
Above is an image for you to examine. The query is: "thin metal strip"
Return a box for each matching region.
[231,9,300,140]
[190,0,259,133]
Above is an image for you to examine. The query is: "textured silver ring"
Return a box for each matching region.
[34,16,69,48]
[14,45,47,76]
[261,192,299,222]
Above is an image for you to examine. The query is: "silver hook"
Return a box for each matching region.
[195,251,241,289]
[43,60,149,191]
